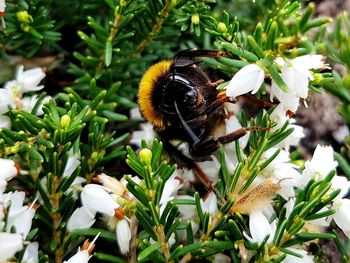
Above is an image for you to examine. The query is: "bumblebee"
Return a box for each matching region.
[138,49,262,160]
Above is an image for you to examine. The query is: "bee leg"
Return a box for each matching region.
[190,139,221,159]
[240,94,275,109]
[207,79,225,88]
[217,126,270,144]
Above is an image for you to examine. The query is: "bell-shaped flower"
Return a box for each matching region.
[116,218,131,254]
[0,158,18,181]
[245,210,276,244]
[67,206,96,232]
[63,234,99,263]
[0,232,24,262]
[270,55,324,112]
[81,184,119,217]
[226,64,265,98]
[22,242,39,263]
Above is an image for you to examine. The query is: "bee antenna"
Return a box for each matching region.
[174,101,200,144]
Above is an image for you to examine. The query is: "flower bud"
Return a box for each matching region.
[191,13,200,24]
[139,148,152,165]
[217,22,227,33]
[16,11,33,23]
[60,115,70,129]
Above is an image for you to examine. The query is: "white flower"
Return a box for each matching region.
[226,64,265,98]
[299,145,337,187]
[67,206,96,232]
[195,156,221,186]
[0,88,15,114]
[269,103,304,149]
[159,174,183,205]
[21,95,51,116]
[0,0,6,13]
[246,210,276,244]
[62,148,81,180]
[8,65,46,94]
[130,123,156,148]
[9,207,35,238]
[260,148,302,199]
[0,232,24,262]
[116,218,131,254]
[282,247,314,263]
[0,158,18,181]
[270,55,324,112]
[63,234,99,263]
[0,114,11,128]
[5,191,27,218]
[333,198,350,238]
[22,242,39,263]
[81,184,119,217]
[200,192,218,214]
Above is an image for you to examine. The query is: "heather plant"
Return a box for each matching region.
[0,0,350,262]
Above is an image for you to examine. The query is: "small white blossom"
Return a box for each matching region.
[97,173,127,196]
[226,64,265,98]
[81,184,119,217]
[8,207,35,238]
[333,198,350,238]
[269,104,304,149]
[246,210,276,244]
[63,234,99,263]
[159,174,183,205]
[200,192,218,214]
[282,247,314,263]
[0,232,24,262]
[22,242,39,263]
[0,0,5,12]
[116,218,131,254]
[299,145,337,187]
[270,55,324,112]
[0,158,18,181]
[21,95,51,116]
[0,114,11,128]
[5,65,45,94]
[0,88,15,114]
[130,123,156,148]
[67,206,96,232]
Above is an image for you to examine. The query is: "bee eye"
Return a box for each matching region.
[184,89,197,103]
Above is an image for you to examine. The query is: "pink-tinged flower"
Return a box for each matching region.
[299,145,337,187]
[282,247,314,263]
[22,242,39,263]
[81,184,119,217]
[226,64,265,98]
[0,158,18,181]
[63,234,99,263]
[67,206,96,232]
[270,55,325,112]
[0,232,24,262]
[0,0,6,13]
[115,218,131,254]
[97,173,127,196]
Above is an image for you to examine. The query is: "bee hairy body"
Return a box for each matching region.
[138,49,259,160]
